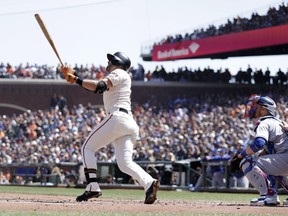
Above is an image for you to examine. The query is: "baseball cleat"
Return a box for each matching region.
[250,195,280,206]
[144,180,159,204]
[76,191,102,202]
[283,198,288,206]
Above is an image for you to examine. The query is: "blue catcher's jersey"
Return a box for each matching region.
[254,116,288,154]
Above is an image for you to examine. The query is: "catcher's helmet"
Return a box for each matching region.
[243,94,276,119]
[107,52,131,70]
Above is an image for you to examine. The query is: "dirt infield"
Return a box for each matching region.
[0,193,287,215]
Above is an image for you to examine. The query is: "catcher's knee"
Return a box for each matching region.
[240,158,271,195]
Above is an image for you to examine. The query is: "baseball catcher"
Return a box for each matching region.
[237,94,288,206]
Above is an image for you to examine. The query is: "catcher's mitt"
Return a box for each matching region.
[229,154,243,174]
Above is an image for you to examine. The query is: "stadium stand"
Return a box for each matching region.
[155,2,288,46]
[0,90,287,187]
[1,62,288,84]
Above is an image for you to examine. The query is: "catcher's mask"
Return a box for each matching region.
[243,94,276,119]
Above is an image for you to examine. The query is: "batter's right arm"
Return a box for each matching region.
[66,74,109,93]
[79,78,112,93]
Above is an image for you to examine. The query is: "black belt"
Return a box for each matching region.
[119,108,129,114]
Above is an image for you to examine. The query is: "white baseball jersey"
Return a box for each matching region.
[254,116,288,154]
[103,68,131,114]
[253,115,288,176]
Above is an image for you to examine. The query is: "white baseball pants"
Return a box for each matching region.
[81,110,154,191]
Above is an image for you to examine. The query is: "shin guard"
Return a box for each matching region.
[240,158,276,196]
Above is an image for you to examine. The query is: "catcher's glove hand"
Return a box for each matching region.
[229,154,243,174]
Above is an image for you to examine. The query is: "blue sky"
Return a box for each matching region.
[0,0,287,75]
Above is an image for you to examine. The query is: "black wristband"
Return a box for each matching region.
[76,77,83,86]
[74,72,79,77]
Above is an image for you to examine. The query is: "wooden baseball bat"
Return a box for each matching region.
[34,13,64,66]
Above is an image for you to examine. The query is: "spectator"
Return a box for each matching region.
[0,171,10,184]
[264,67,271,84]
[209,148,230,188]
[277,68,287,84]
[50,93,59,109]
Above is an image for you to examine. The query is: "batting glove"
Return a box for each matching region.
[65,73,76,84]
[61,66,75,76]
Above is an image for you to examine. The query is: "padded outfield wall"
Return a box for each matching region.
[0,79,282,116]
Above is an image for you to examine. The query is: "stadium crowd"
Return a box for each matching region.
[0,62,288,85]
[1,2,287,188]
[0,91,287,185]
[155,2,288,46]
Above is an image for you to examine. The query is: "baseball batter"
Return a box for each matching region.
[234,94,288,206]
[61,52,159,204]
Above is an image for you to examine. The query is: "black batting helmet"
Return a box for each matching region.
[107,52,131,70]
